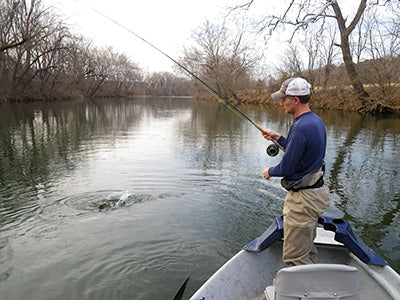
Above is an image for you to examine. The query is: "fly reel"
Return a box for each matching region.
[266,143,280,157]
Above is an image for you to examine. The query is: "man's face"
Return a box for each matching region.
[280,96,297,115]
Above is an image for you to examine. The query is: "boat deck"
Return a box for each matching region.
[190,226,400,300]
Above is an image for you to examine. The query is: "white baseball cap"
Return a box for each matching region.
[271,77,311,100]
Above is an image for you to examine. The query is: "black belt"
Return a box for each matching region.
[291,176,324,192]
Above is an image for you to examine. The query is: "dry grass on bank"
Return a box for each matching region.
[312,85,400,114]
[223,86,400,114]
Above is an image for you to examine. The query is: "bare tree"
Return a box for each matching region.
[0,0,71,99]
[98,51,142,97]
[0,1,201,101]
[81,47,112,98]
[0,0,28,53]
[361,6,400,101]
[30,20,71,100]
[182,20,258,103]
[276,45,305,79]
[234,0,394,100]
[276,24,335,89]
[318,25,340,89]
[146,72,191,96]
[330,0,369,98]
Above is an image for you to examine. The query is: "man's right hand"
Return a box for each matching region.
[261,129,281,141]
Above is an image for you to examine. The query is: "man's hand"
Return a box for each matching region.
[263,168,271,180]
[261,129,281,141]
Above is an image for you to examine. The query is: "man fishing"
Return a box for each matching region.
[262,77,330,266]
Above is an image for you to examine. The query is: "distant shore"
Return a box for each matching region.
[221,87,400,115]
[3,88,400,115]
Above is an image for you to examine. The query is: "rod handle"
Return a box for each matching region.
[252,121,285,152]
[251,121,265,133]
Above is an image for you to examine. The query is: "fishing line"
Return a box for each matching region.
[73,0,284,154]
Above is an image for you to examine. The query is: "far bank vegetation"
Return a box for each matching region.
[1,0,400,114]
[0,0,191,101]
[185,0,400,114]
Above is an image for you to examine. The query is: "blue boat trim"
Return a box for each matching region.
[243,216,388,266]
[318,216,388,266]
[243,216,284,253]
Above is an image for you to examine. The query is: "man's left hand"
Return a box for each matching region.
[263,168,271,180]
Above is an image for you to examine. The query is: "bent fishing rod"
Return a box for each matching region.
[75,1,284,156]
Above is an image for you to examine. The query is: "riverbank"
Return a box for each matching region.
[3,85,400,115]
[228,86,400,114]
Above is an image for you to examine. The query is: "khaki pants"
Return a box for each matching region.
[282,172,330,266]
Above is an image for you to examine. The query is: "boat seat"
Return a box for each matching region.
[264,264,358,300]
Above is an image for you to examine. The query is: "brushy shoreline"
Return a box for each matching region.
[227,88,400,115]
[3,88,400,115]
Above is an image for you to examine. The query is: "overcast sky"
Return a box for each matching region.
[44,0,362,74]
[46,0,249,72]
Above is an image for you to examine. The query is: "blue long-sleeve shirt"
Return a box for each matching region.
[268,111,326,180]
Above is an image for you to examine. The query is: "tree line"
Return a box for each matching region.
[0,0,191,102]
[184,0,400,113]
[1,0,400,114]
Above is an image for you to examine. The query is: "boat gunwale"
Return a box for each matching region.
[189,227,400,300]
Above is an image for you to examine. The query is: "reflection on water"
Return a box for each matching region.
[0,98,399,299]
[322,110,400,264]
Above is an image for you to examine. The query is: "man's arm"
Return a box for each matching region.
[264,128,306,179]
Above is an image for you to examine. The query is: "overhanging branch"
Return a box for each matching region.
[0,39,28,52]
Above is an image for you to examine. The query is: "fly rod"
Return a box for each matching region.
[75,1,284,155]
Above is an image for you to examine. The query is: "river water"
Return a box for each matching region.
[0,97,399,299]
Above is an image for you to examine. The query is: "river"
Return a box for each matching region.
[0,97,399,299]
